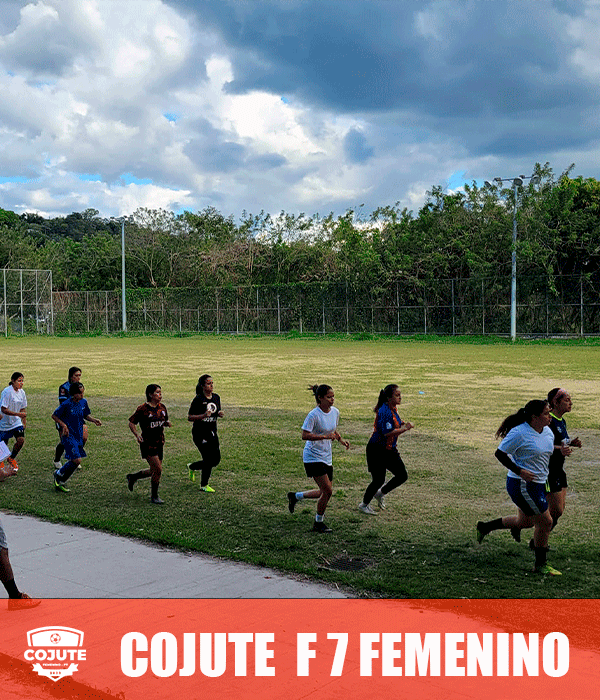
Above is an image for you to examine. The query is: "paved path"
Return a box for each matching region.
[1,511,347,599]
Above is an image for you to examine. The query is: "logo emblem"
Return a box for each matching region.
[25,627,86,682]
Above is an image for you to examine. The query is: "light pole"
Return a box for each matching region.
[111,217,127,332]
[484,174,539,341]
[121,218,127,332]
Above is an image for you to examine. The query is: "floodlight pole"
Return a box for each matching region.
[511,179,518,342]
[121,219,127,332]
[485,174,539,341]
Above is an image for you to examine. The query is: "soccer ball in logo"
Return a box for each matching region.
[50,634,61,644]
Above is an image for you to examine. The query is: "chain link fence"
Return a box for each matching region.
[46,275,600,337]
[0,269,53,335]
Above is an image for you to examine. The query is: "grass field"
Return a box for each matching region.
[0,333,598,599]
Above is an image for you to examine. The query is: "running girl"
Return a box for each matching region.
[126,384,171,504]
[54,367,87,469]
[52,382,102,492]
[476,399,560,576]
[187,375,223,493]
[287,384,349,533]
[358,384,414,515]
[0,373,27,472]
[546,387,582,532]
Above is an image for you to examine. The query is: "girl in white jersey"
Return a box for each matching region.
[287,384,349,533]
[476,399,560,576]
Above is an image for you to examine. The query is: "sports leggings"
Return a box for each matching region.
[362,443,408,505]
[189,433,221,486]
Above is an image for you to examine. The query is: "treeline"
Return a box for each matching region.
[2,162,599,292]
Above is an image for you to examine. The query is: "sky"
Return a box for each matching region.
[0,0,599,220]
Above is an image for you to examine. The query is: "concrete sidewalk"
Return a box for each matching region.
[1,511,347,599]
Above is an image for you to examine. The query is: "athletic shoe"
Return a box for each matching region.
[53,461,62,470]
[312,521,333,533]
[374,491,386,510]
[126,474,136,492]
[8,457,18,471]
[187,463,195,482]
[8,593,41,611]
[510,527,521,543]
[53,472,70,493]
[358,503,377,515]
[476,522,486,544]
[200,485,215,493]
[533,563,562,576]
[150,496,164,504]
[287,492,298,513]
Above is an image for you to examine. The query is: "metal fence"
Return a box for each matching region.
[45,275,600,337]
[0,269,53,336]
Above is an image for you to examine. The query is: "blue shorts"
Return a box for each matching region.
[1,427,25,443]
[506,476,548,516]
[62,436,87,461]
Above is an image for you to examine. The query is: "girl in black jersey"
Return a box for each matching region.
[546,387,582,532]
[187,375,223,492]
[126,384,171,504]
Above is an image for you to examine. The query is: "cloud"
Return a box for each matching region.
[0,0,599,221]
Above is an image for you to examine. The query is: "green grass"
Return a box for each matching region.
[1,334,599,598]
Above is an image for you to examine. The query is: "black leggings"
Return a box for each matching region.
[189,433,221,486]
[362,443,408,505]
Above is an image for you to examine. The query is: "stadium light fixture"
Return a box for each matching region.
[488,174,539,341]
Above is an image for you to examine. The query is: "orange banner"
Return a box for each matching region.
[1,599,598,699]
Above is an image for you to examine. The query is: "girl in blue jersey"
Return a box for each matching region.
[52,382,102,492]
[53,367,86,469]
[476,399,560,576]
[546,388,582,532]
[287,384,349,533]
[358,384,414,515]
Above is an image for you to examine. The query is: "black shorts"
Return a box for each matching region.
[304,462,333,481]
[140,443,163,460]
[547,467,568,493]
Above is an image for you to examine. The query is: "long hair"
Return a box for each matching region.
[308,384,332,403]
[68,366,82,382]
[145,383,161,402]
[196,374,212,395]
[496,399,548,439]
[374,384,398,413]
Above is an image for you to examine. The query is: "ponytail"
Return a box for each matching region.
[496,399,548,439]
[374,384,398,412]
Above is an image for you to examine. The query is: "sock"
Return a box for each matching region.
[534,546,548,569]
[151,481,159,500]
[3,578,21,599]
[315,514,324,523]
[479,517,504,535]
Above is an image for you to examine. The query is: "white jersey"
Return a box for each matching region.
[0,385,27,431]
[498,422,554,484]
[302,405,339,466]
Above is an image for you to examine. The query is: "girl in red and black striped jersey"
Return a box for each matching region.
[126,384,171,504]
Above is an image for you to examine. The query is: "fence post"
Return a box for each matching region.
[277,294,281,334]
[397,282,400,336]
[19,270,24,335]
[580,275,584,336]
[481,279,485,335]
[451,278,455,335]
[345,281,349,335]
[215,289,220,335]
